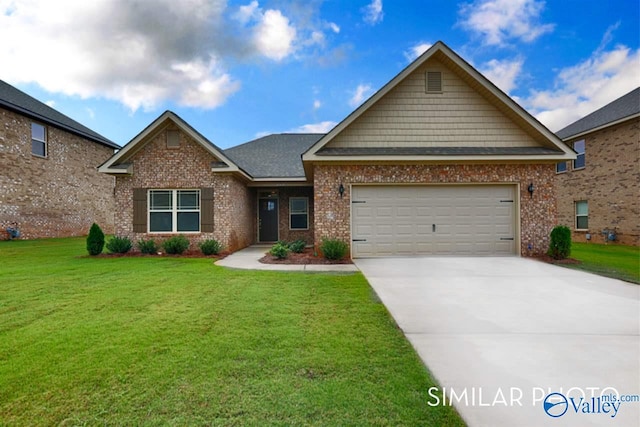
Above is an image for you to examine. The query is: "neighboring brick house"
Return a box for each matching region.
[99,41,575,257]
[555,88,639,246]
[0,80,119,239]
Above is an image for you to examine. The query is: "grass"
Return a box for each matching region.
[567,242,639,284]
[0,237,464,426]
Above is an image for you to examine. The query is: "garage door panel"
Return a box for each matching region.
[352,185,516,257]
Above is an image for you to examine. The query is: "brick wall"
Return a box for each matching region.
[556,118,639,246]
[0,107,115,239]
[276,186,314,244]
[313,163,557,256]
[113,126,253,251]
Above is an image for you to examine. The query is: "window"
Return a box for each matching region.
[149,189,200,233]
[556,162,567,173]
[575,201,588,230]
[573,139,585,169]
[31,122,46,157]
[289,197,308,230]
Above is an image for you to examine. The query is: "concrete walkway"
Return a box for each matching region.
[355,257,640,427]
[215,245,358,272]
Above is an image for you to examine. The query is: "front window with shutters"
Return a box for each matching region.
[148,189,200,233]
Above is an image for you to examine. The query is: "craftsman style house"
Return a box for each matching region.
[99,42,575,257]
[555,88,639,246]
[0,80,119,239]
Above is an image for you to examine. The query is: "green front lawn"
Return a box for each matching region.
[0,238,463,426]
[568,242,640,284]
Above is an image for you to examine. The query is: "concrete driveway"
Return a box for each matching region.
[355,257,640,427]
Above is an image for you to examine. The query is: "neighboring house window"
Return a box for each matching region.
[31,122,46,157]
[556,162,567,173]
[573,140,585,169]
[575,201,588,230]
[290,197,308,230]
[148,189,200,233]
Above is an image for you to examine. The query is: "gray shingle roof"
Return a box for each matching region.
[0,80,119,148]
[556,87,640,140]
[316,146,563,156]
[224,134,324,178]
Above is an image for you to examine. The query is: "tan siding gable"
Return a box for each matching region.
[326,59,542,149]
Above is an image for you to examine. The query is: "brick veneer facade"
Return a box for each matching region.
[556,117,639,246]
[0,107,115,239]
[113,126,253,251]
[313,163,557,256]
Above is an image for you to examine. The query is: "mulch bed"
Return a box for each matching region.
[259,248,352,265]
[534,254,581,265]
[82,250,231,259]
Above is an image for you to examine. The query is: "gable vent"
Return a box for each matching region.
[166,130,180,148]
[426,71,442,93]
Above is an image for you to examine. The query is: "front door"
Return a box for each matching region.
[258,198,279,242]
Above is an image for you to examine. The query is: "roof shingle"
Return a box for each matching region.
[0,80,118,148]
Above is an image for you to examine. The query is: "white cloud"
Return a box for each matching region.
[327,22,340,33]
[349,84,374,108]
[86,107,95,119]
[523,45,640,131]
[233,1,260,24]
[480,57,523,94]
[45,100,56,108]
[458,0,554,46]
[253,9,297,61]
[404,42,432,62]
[362,0,383,25]
[0,0,241,112]
[313,100,322,110]
[288,121,337,133]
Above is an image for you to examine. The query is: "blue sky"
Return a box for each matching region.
[1,0,638,148]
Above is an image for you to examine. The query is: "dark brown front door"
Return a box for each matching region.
[258,198,278,242]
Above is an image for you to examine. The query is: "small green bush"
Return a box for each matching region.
[163,235,190,255]
[547,225,572,260]
[106,236,132,254]
[86,223,105,256]
[320,238,348,260]
[288,239,306,253]
[199,239,223,256]
[137,238,158,255]
[269,242,290,259]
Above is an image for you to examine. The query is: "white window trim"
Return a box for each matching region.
[148,189,201,234]
[31,122,47,158]
[555,162,567,174]
[573,140,585,170]
[289,197,309,230]
[575,200,588,231]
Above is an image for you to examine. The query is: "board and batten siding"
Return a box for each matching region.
[326,59,540,149]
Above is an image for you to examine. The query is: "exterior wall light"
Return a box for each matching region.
[527,183,535,199]
[339,183,345,198]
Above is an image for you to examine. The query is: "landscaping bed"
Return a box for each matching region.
[259,247,353,264]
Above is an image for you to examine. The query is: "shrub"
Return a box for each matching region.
[288,239,306,253]
[320,238,348,260]
[106,236,132,254]
[269,242,290,259]
[199,239,223,256]
[137,238,158,255]
[547,225,572,260]
[86,223,105,256]
[163,235,190,255]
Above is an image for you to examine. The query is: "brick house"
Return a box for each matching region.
[99,41,575,257]
[0,80,119,239]
[555,87,639,246]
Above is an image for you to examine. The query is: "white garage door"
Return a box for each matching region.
[351,185,517,257]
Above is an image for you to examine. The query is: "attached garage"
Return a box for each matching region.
[351,185,517,257]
